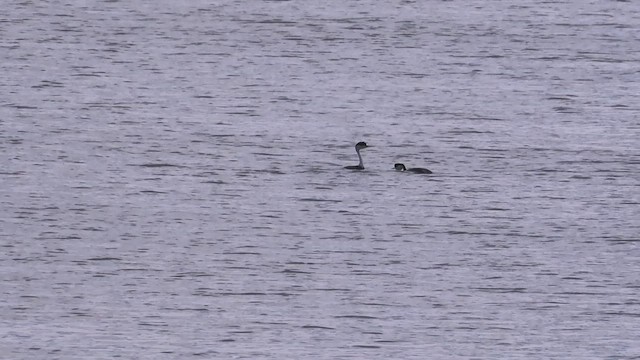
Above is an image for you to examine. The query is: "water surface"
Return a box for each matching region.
[1,1,639,359]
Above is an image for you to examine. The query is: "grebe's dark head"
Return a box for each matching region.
[394,163,407,171]
[355,141,368,151]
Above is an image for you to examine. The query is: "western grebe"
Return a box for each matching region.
[344,141,369,170]
[394,163,432,174]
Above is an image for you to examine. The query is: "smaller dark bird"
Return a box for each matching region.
[394,163,432,174]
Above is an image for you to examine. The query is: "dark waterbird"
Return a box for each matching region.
[394,163,432,174]
[344,141,370,170]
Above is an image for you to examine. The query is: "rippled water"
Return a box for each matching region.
[2,1,639,359]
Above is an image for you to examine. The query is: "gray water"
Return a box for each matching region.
[1,1,639,359]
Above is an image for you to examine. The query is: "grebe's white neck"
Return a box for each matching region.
[356,148,364,168]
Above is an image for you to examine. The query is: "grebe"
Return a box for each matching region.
[394,163,432,174]
[344,141,369,170]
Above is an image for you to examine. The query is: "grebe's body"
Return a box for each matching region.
[344,142,369,170]
[394,163,432,174]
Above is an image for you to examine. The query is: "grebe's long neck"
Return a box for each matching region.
[356,148,363,168]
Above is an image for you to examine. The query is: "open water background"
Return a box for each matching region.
[1,1,639,359]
